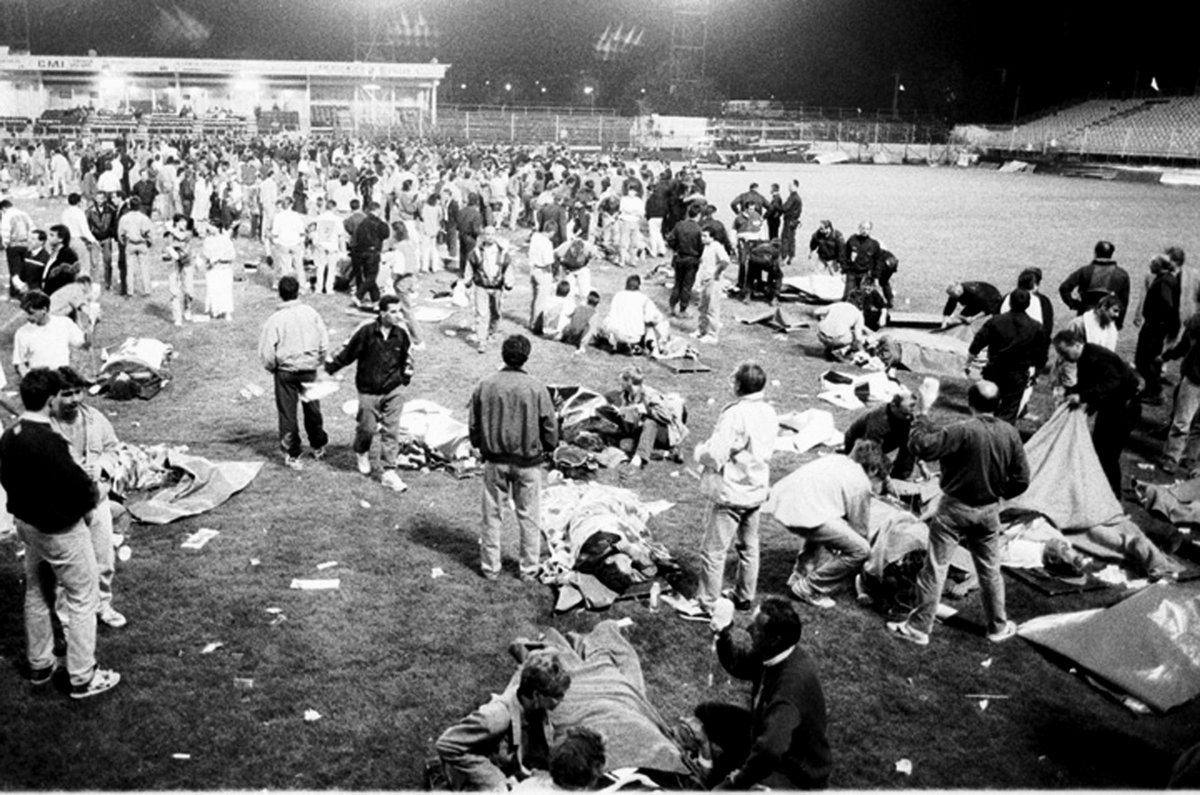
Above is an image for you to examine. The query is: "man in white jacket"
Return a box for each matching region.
[691,361,778,615]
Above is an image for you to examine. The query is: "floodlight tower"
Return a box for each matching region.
[668,0,711,97]
[0,0,31,53]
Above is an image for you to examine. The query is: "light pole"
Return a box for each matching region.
[584,85,595,113]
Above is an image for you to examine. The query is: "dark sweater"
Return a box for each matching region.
[943,281,1002,319]
[666,219,703,261]
[0,417,98,532]
[468,367,557,467]
[1059,259,1131,328]
[326,320,411,396]
[909,414,1029,506]
[716,631,832,790]
[969,310,1047,374]
[843,403,916,479]
[1164,313,1200,385]
[1068,343,1140,410]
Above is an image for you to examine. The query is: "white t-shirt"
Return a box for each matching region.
[13,315,85,372]
[604,290,663,343]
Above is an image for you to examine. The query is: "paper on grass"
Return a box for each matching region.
[290,578,341,590]
[181,528,219,549]
[414,306,455,323]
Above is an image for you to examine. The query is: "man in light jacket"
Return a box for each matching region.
[692,361,779,614]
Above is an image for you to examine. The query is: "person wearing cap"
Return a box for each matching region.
[469,334,557,581]
[1059,240,1131,329]
[1,367,121,699]
[464,226,514,354]
[49,366,127,629]
[259,275,330,471]
[697,596,831,790]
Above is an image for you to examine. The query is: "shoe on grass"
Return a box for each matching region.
[886,620,930,646]
[312,446,326,461]
[721,589,753,612]
[987,620,1018,643]
[854,573,874,606]
[98,606,127,629]
[380,470,408,493]
[70,668,121,700]
[29,661,59,686]
[789,577,835,609]
[356,452,371,475]
[284,454,303,471]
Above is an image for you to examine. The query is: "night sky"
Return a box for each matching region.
[18,0,1199,122]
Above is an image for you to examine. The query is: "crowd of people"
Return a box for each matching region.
[0,131,1193,788]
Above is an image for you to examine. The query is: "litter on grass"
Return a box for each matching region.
[316,561,338,570]
[304,709,322,722]
[264,607,283,614]
[181,528,219,549]
[290,578,341,590]
[171,754,191,761]
[431,567,446,579]
[201,642,224,654]
[895,759,913,775]
[117,545,132,562]
[233,677,254,690]
[250,558,261,566]
[359,500,371,509]
[981,658,993,668]
[979,699,990,711]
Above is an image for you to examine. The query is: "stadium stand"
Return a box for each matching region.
[990,96,1200,162]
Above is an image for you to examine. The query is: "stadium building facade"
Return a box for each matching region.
[0,48,448,135]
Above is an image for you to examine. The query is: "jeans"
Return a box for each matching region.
[907,494,1006,636]
[697,280,723,338]
[696,502,761,609]
[88,239,113,287]
[88,499,116,612]
[274,369,329,458]
[480,462,543,577]
[355,251,381,304]
[529,270,555,333]
[354,385,405,468]
[167,262,196,324]
[473,286,503,347]
[17,518,100,687]
[1135,322,1170,397]
[1165,377,1200,465]
[781,218,799,260]
[126,243,152,296]
[790,517,870,596]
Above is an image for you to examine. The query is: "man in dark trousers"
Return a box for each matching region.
[351,201,389,309]
[889,380,1029,647]
[258,275,330,470]
[840,221,879,299]
[942,280,1002,327]
[1134,254,1181,405]
[968,289,1047,424]
[1059,240,1131,329]
[469,334,558,582]
[697,596,831,790]
[666,203,704,318]
[325,295,413,493]
[1053,327,1141,499]
[780,180,803,263]
[0,367,121,699]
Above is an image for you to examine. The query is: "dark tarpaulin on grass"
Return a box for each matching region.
[127,451,263,524]
[1019,581,1200,713]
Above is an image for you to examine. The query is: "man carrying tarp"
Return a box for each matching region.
[888,380,1029,646]
[1052,327,1141,499]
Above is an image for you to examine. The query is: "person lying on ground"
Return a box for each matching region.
[436,652,572,791]
[765,439,889,610]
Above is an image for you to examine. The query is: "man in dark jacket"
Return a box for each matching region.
[1053,327,1141,499]
[840,221,879,299]
[1059,240,1131,329]
[325,295,413,492]
[942,281,1002,326]
[842,392,919,479]
[86,192,118,289]
[808,220,844,274]
[889,380,1029,647]
[0,367,120,699]
[456,192,485,276]
[698,596,831,790]
[780,180,803,263]
[351,202,390,308]
[968,289,1047,424]
[667,203,705,317]
[469,334,557,581]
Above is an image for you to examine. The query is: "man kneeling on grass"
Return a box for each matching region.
[436,653,572,790]
[696,596,831,790]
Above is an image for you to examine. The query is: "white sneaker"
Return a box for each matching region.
[987,620,1018,643]
[380,470,408,493]
[356,453,371,475]
[98,606,127,629]
[70,668,121,699]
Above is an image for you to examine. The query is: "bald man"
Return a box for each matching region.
[887,380,1030,647]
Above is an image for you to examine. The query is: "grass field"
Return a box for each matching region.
[1,163,1199,789]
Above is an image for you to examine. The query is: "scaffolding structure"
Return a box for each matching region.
[668,0,710,97]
